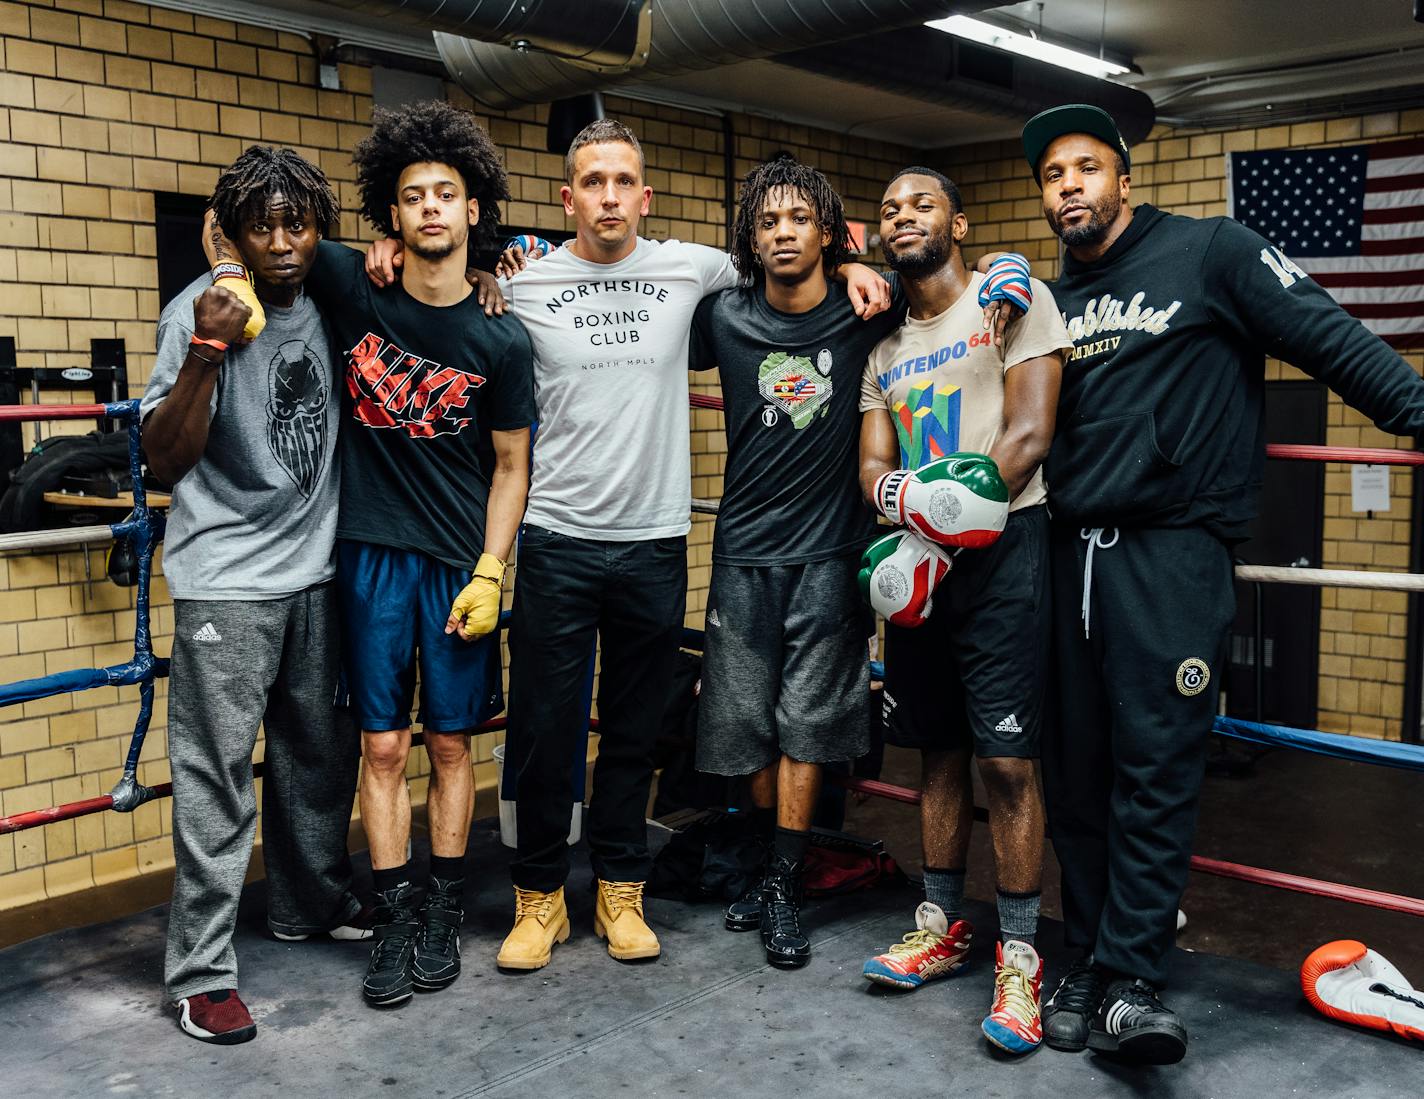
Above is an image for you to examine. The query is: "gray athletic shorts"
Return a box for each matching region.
[696,554,871,775]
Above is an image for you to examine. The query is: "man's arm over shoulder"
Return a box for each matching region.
[485,313,538,430]
[304,238,365,306]
[1207,218,1424,440]
[675,240,739,295]
[689,294,720,373]
[1003,278,1074,368]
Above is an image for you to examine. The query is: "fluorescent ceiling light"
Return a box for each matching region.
[927,15,1130,79]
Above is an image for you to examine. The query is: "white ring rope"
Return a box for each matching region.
[692,498,1423,592]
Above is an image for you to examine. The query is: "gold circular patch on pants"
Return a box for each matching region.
[1176,657,1210,697]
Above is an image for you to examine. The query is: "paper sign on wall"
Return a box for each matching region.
[1351,464,1390,513]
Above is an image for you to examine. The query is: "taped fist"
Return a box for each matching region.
[210,262,266,342]
[446,553,507,642]
[1301,940,1424,1043]
[873,452,1009,549]
[192,282,254,350]
[859,528,953,628]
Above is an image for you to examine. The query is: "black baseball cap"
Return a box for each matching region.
[1022,104,1130,183]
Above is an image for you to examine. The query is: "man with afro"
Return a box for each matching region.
[208,100,537,1008]
[147,145,364,1044]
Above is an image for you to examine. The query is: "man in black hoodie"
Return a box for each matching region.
[1016,104,1424,1065]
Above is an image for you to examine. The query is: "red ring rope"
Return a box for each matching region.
[828,773,1424,918]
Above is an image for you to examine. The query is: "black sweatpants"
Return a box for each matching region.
[506,524,688,891]
[1043,522,1234,986]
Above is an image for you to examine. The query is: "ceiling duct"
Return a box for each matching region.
[435,1,1004,109]
[777,27,1157,146]
[338,0,652,69]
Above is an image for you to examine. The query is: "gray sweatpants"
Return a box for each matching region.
[165,584,359,1000]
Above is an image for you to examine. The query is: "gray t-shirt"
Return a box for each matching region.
[141,275,340,600]
[503,238,737,540]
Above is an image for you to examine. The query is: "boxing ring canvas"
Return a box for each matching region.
[1,820,1419,1098]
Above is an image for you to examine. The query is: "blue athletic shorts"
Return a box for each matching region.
[336,540,503,733]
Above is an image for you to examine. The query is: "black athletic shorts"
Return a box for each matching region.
[881,504,1049,758]
[697,554,871,775]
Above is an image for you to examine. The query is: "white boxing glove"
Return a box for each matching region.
[859,528,953,628]
[1301,940,1424,1042]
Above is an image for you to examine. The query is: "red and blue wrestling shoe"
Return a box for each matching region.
[862,902,973,990]
[982,939,1044,1054]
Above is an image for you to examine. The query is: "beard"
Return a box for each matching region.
[404,219,469,261]
[408,236,456,260]
[1049,190,1122,248]
[884,225,953,278]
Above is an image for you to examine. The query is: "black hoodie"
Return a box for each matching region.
[1045,204,1424,540]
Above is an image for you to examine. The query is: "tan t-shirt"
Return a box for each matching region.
[859,271,1072,512]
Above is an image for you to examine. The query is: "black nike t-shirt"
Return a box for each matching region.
[306,241,536,570]
[691,278,907,565]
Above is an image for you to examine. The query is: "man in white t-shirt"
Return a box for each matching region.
[367,120,889,970]
[858,167,1071,1055]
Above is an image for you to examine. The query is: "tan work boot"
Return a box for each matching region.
[594,880,661,961]
[496,886,570,971]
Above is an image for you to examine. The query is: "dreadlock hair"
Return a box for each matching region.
[730,155,853,280]
[887,166,963,215]
[210,145,339,241]
[352,100,510,251]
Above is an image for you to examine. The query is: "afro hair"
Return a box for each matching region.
[352,100,510,252]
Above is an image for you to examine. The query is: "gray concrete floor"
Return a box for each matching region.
[3,820,1421,1099]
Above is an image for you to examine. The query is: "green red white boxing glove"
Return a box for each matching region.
[873,452,1010,550]
[859,528,954,628]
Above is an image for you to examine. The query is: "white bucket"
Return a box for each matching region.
[491,744,582,849]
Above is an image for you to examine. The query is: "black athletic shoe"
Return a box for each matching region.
[362,884,419,1007]
[413,877,463,992]
[1043,954,1110,1052]
[760,853,810,968]
[1088,978,1189,1064]
[725,868,767,932]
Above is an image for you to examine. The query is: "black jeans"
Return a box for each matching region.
[507,525,688,891]
[1043,522,1234,986]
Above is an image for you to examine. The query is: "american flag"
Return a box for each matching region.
[1228,138,1424,349]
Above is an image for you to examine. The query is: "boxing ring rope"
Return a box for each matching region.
[691,388,1424,919]
[0,401,167,820]
[1,390,1422,926]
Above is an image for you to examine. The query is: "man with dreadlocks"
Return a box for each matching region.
[145,145,361,1044]
[686,156,909,969]
[208,101,537,1007]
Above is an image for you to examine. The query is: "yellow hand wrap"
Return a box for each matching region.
[449,552,507,640]
[211,262,266,341]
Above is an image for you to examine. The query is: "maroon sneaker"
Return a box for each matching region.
[176,989,257,1044]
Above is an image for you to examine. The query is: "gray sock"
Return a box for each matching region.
[997,889,1040,945]
[922,866,966,921]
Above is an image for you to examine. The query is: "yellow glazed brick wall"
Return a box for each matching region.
[931,108,1424,741]
[0,0,918,908]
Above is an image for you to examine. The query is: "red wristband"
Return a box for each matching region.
[190,335,229,352]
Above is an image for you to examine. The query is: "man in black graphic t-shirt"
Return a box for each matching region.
[690,158,906,970]
[210,102,536,1008]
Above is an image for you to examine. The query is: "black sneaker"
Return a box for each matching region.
[413,877,463,992]
[760,853,810,968]
[1043,954,1110,1051]
[1088,978,1189,1064]
[362,884,418,1007]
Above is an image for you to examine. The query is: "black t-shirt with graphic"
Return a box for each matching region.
[691,278,907,565]
[306,241,536,570]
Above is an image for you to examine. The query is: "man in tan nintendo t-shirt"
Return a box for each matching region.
[857,166,1071,1056]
